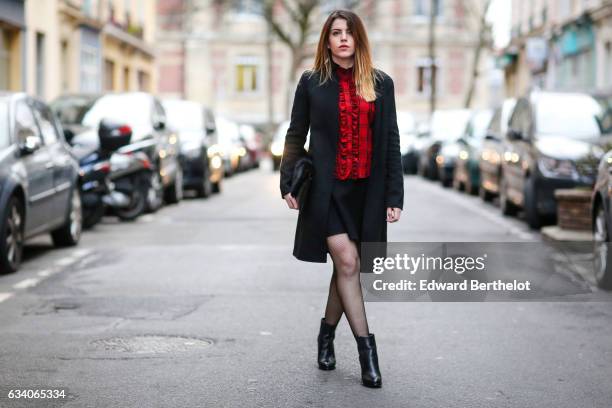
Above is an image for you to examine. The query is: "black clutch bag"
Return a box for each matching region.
[289,155,314,209]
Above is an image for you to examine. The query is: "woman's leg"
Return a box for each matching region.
[326,233,369,338]
[323,264,343,326]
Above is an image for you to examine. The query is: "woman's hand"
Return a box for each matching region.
[284,193,299,210]
[386,207,401,223]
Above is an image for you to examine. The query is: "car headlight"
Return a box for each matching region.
[271,141,283,156]
[537,156,577,179]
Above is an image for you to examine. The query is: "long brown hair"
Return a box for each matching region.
[311,9,382,102]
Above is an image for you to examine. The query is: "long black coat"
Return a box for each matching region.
[279,66,404,263]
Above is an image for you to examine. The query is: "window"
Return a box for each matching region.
[606,42,612,88]
[233,0,264,16]
[14,101,42,144]
[137,70,150,91]
[104,59,115,91]
[81,43,100,93]
[0,28,9,90]
[32,102,60,145]
[36,32,45,98]
[416,58,439,96]
[235,56,260,94]
[414,0,442,17]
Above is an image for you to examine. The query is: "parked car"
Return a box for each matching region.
[452,109,494,194]
[500,91,606,229]
[478,98,517,202]
[51,92,182,212]
[0,93,82,273]
[215,116,243,177]
[270,120,310,171]
[591,148,612,290]
[239,124,264,170]
[162,99,223,197]
[397,111,419,174]
[418,109,471,181]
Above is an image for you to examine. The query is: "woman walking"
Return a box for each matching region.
[279,9,403,388]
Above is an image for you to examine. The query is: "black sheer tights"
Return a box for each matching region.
[324,233,369,338]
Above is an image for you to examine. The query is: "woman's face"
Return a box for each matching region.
[328,18,355,60]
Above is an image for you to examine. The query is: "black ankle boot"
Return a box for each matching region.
[317,317,337,370]
[355,333,382,388]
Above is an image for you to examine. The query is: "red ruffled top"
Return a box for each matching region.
[334,63,375,180]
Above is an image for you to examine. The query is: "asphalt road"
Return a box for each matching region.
[1,160,611,408]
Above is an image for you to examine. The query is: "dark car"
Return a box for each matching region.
[417,109,471,181]
[478,98,516,201]
[451,109,494,194]
[162,99,223,197]
[591,147,612,290]
[51,92,182,211]
[0,93,82,273]
[499,91,606,229]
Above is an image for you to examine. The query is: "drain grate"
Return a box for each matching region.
[91,335,213,354]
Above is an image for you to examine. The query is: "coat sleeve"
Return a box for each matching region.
[384,77,405,210]
[279,71,310,198]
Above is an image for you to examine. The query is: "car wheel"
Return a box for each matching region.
[196,167,213,198]
[51,187,83,247]
[0,195,24,273]
[499,173,518,216]
[115,183,147,221]
[523,176,541,229]
[212,180,222,194]
[165,167,184,204]
[593,203,612,289]
[479,185,494,202]
[145,170,164,213]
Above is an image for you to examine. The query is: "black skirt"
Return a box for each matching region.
[326,177,369,246]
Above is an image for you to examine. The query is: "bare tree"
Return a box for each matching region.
[463,0,493,109]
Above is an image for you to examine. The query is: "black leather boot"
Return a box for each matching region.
[317,317,337,370]
[355,333,382,388]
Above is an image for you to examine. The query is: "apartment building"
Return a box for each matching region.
[157,0,493,126]
[500,0,612,96]
[0,0,157,101]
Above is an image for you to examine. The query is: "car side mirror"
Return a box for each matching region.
[18,128,41,155]
[63,128,75,145]
[484,133,498,141]
[153,119,166,131]
[205,125,216,135]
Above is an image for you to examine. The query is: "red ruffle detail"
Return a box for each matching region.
[334,67,374,180]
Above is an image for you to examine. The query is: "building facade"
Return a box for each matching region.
[501,0,612,97]
[157,0,493,126]
[0,0,157,101]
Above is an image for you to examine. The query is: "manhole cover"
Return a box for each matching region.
[91,335,213,354]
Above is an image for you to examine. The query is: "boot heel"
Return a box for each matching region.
[356,333,382,388]
[317,318,337,370]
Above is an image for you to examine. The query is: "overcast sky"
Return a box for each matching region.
[487,0,512,48]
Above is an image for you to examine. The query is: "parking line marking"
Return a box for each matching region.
[13,278,41,289]
[55,257,76,266]
[37,269,53,277]
[0,292,14,303]
[71,248,92,258]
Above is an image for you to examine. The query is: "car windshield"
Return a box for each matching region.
[51,95,97,125]
[53,94,152,129]
[163,100,203,131]
[467,110,494,145]
[0,99,8,148]
[536,94,603,139]
[430,110,471,141]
